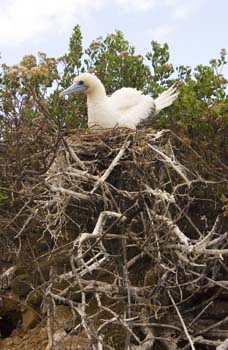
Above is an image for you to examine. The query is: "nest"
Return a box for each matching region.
[1,127,228,350]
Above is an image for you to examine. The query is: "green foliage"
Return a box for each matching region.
[0,25,227,137]
[61,24,83,86]
[84,30,151,94]
[0,25,227,220]
[146,41,174,93]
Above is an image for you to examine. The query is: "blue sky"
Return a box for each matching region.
[0,0,228,76]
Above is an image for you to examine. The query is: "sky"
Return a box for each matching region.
[0,0,228,76]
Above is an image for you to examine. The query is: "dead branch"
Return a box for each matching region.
[168,290,196,350]
[147,143,191,187]
[217,338,228,350]
[2,127,228,350]
[78,211,126,245]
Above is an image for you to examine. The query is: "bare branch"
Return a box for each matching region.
[147,143,191,187]
[168,291,196,350]
[91,138,130,193]
[217,338,228,350]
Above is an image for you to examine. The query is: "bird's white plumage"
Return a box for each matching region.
[61,73,179,130]
[109,87,149,111]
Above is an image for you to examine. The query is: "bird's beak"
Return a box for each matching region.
[60,83,86,97]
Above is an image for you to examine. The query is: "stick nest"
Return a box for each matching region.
[1,127,228,350]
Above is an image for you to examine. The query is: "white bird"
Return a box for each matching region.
[60,73,179,130]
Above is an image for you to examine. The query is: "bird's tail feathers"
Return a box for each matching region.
[154,82,180,114]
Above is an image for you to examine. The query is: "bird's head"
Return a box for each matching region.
[60,73,105,97]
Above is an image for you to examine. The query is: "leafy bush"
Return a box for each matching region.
[0,25,227,180]
[1,25,227,130]
[1,26,228,350]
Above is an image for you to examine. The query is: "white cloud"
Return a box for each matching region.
[145,0,199,42]
[0,0,158,47]
[115,0,197,16]
[0,0,104,46]
[115,0,156,12]
[147,24,175,41]
[165,0,196,18]
[0,0,199,47]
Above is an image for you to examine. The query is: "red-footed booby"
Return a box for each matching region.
[60,73,179,130]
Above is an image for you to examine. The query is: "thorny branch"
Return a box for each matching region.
[1,128,228,349]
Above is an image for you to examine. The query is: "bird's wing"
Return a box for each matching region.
[109,88,155,129]
[109,87,146,111]
[105,83,179,129]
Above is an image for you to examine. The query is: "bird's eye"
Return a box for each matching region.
[78,80,84,85]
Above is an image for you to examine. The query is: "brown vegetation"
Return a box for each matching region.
[0,125,228,350]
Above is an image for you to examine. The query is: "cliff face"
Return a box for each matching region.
[0,128,228,350]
